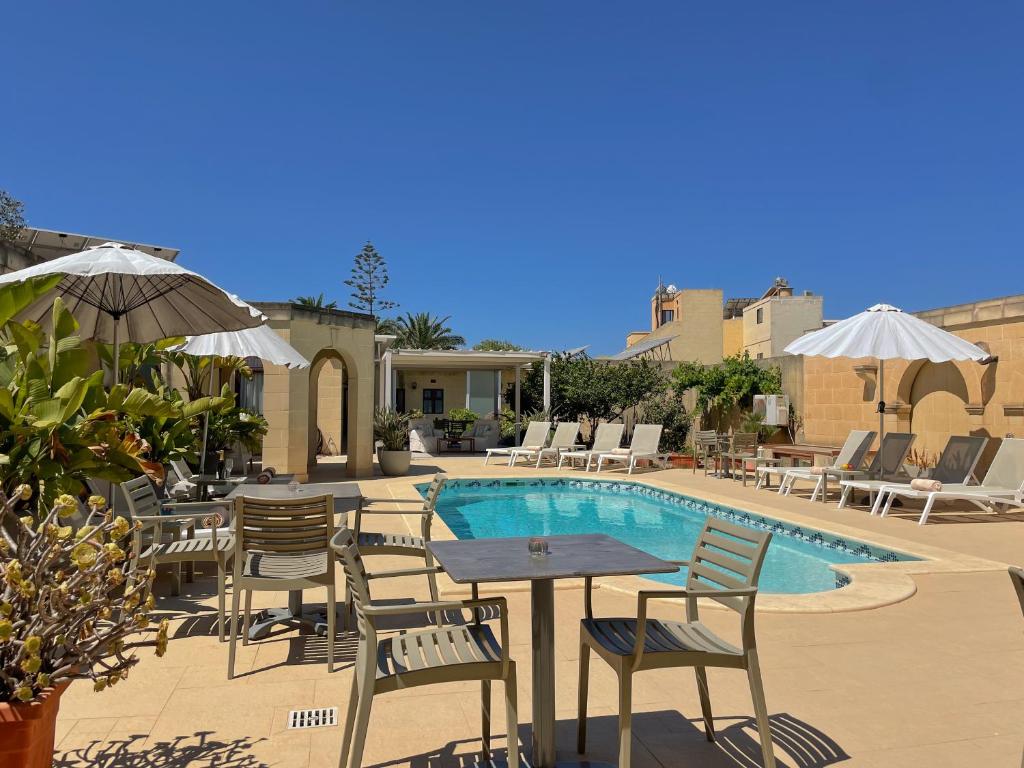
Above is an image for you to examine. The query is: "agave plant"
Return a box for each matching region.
[0,491,168,702]
[373,407,410,451]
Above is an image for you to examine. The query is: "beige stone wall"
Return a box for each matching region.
[676,289,724,364]
[722,317,744,357]
[257,304,376,479]
[743,294,823,359]
[315,358,344,455]
[395,367,518,417]
[801,302,1024,473]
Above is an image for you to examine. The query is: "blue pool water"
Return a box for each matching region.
[423,478,918,594]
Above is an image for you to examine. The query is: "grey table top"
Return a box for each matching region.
[225,482,362,515]
[428,534,678,584]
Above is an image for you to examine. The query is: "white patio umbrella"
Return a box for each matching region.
[176,314,310,475]
[0,242,263,383]
[784,303,989,441]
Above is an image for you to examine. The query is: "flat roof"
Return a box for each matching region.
[9,227,179,262]
[390,348,545,369]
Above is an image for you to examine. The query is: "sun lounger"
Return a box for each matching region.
[773,430,876,502]
[557,423,625,471]
[510,421,581,467]
[839,435,988,514]
[877,437,1024,524]
[483,421,551,465]
[824,431,916,506]
[594,424,668,475]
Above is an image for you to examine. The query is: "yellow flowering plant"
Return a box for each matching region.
[0,491,168,703]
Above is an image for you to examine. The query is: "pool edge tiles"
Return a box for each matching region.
[419,476,922,569]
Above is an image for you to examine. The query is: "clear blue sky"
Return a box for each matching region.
[5,2,1022,354]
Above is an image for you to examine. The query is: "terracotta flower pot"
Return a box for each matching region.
[0,682,70,768]
[669,454,695,469]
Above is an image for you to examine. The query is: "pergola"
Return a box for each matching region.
[378,346,550,435]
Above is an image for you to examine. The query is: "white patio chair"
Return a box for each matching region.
[511,421,581,467]
[558,423,625,470]
[774,430,876,501]
[878,437,1024,524]
[594,424,668,474]
[483,421,551,465]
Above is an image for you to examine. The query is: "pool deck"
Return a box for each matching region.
[53,456,1024,767]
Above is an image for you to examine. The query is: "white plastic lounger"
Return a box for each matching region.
[835,434,917,512]
[756,430,877,491]
[840,435,988,514]
[483,421,551,466]
[557,423,625,471]
[775,430,876,502]
[510,421,581,467]
[877,437,1024,524]
[594,424,667,475]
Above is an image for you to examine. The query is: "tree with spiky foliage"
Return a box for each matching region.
[395,312,465,350]
[344,241,397,317]
[0,190,26,243]
[292,293,338,311]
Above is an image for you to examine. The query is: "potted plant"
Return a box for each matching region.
[905,449,937,479]
[0,491,168,767]
[375,407,411,476]
[205,405,269,477]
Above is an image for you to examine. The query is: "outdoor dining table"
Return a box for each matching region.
[428,534,678,768]
[225,481,362,640]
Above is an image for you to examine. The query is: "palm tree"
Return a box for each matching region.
[292,293,338,311]
[375,317,400,336]
[395,312,465,350]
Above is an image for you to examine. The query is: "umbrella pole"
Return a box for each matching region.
[878,358,885,445]
[112,318,120,387]
[199,363,215,478]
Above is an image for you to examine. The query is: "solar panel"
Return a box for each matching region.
[609,335,676,361]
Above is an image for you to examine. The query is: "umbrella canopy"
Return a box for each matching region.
[177,324,310,369]
[175,302,310,476]
[0,242,263,382]
[785,303,989,441]
[784,304,989,362]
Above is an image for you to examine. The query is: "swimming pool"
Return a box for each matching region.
[422,478,918,594]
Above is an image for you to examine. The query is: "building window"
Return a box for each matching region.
[422,388,444,415]
[660,309,675,325]
[756,352,764,360]
[756,307,764,324]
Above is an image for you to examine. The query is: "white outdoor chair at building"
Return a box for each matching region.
[771,430,876,501]
[840,434,989,514]
[558,422,625,471]
[332,528,519,768]
[483,421,551,465]
[227,493,337,678]
[594,424,668,474]
[576,518,776,768]
[510,421,581,467]
[878,437,1024,524]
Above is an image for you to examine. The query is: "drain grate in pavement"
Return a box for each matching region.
[287,707,338,729]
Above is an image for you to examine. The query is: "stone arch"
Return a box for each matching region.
[307,346,363,473]
[902,361,973,456]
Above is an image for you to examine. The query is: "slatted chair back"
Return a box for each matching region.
[233,493,334,556]
[729,432,759,455]
[686,518,772,648]
[1010,567,1024,619]
[120,475,163,520]
[932,435,989,484]
[333,528,372,638]
[417,472,447,539]
[980,438,1024,490]
[591,423,625,452]
[867,432,916,476]
[695,430,719,449]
